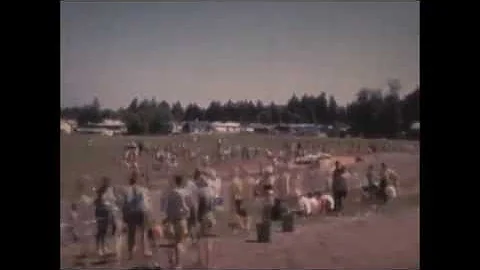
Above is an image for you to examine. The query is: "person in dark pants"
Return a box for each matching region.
[186,169,201,242]
[361,164,378,200]
[123,173,151,259]
[94,177,113,256]
[332,161,348,214]
[377,162,399,204]
[67,203,79,243]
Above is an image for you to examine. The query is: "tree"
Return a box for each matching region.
[381,80,403,137]
[61,78,419,139]
[269,102,282,123]
[184,103,203,121]
[124,112,144,134]
[315,92,328,124]
[257,110,272,124]
[77,97,102,125]
[204,101,223,122]
[327,95,338,125]
[402,87,419,130]
[127,98,139,112]
[171,101,185,122]
[149,106,173,134]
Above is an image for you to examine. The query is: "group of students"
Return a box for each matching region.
[65,152,400,269]
[66,166,222,268]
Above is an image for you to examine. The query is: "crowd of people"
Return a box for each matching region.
[64,140,400,269]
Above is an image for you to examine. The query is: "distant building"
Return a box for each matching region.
[210,121,241,133]
[76,119,127,136]
[182,121,211,134]
[169,122,183,134]
[249,123,273,134]
[240,125,255,133]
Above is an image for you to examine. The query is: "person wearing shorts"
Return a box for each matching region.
[378,163,400,204]
[123,173,152,259]
[231,169,247,231]
[164,175,192,269]
[332,161,348,213]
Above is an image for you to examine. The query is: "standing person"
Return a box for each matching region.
[272,165,291,221]
[66,203,79,243]
[71,175,95,260]
[185,169,200,243]
[124,142,140,172]
[378,163,400,204]
[260,185,276,223]
[93,177,116,256]
[230,167,247,232]
[195,173,217,268]
[362,165,377,199]
[259,165,276,192]
[240,167,256,231]
[123,173,152,260]
[163,175,193,269]
[331,161,348,214]
[296,142,303,157]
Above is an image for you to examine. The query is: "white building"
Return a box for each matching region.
[210,121,241,133]
[76,119,127,136]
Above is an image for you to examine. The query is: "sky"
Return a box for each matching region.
[61,1,419,109]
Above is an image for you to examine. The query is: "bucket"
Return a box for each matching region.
[256,222,271,243]
[282,212,295,233]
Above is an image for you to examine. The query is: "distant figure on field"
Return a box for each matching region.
[362,164,378,200]
[230,167,248,232]
[332,161,348,213]
[66,203,79,243]
[124,141,140,172]
[185,170,200,242]
[378,163,400,203]
[296,142,303,157]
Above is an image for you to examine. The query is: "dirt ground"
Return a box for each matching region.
[60,134,419,269]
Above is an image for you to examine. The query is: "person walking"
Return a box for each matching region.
[230,167,247,232]
[122,173,152,260]
[378,162,400,204]
[194,172,217,268]
[362,164,378,200]
[163,175,193,269]
[93,177,116,256]
[331,161,348,214]
[185,169,201,243]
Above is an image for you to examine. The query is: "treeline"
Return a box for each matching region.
[61,79,419,138]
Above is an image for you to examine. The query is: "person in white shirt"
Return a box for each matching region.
[307,193,321,215]
[298,194,312,217]
[163,175,195,269]
[122,173,152,259]
[94,177,116,256]
[66,203,79,243]
[316,192,335,214]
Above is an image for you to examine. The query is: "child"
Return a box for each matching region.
[67,203,79,243]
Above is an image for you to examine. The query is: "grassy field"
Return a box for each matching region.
[60,133,418,199]
[61,133,420,269]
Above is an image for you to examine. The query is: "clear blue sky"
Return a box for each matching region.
[61,1,419,109]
